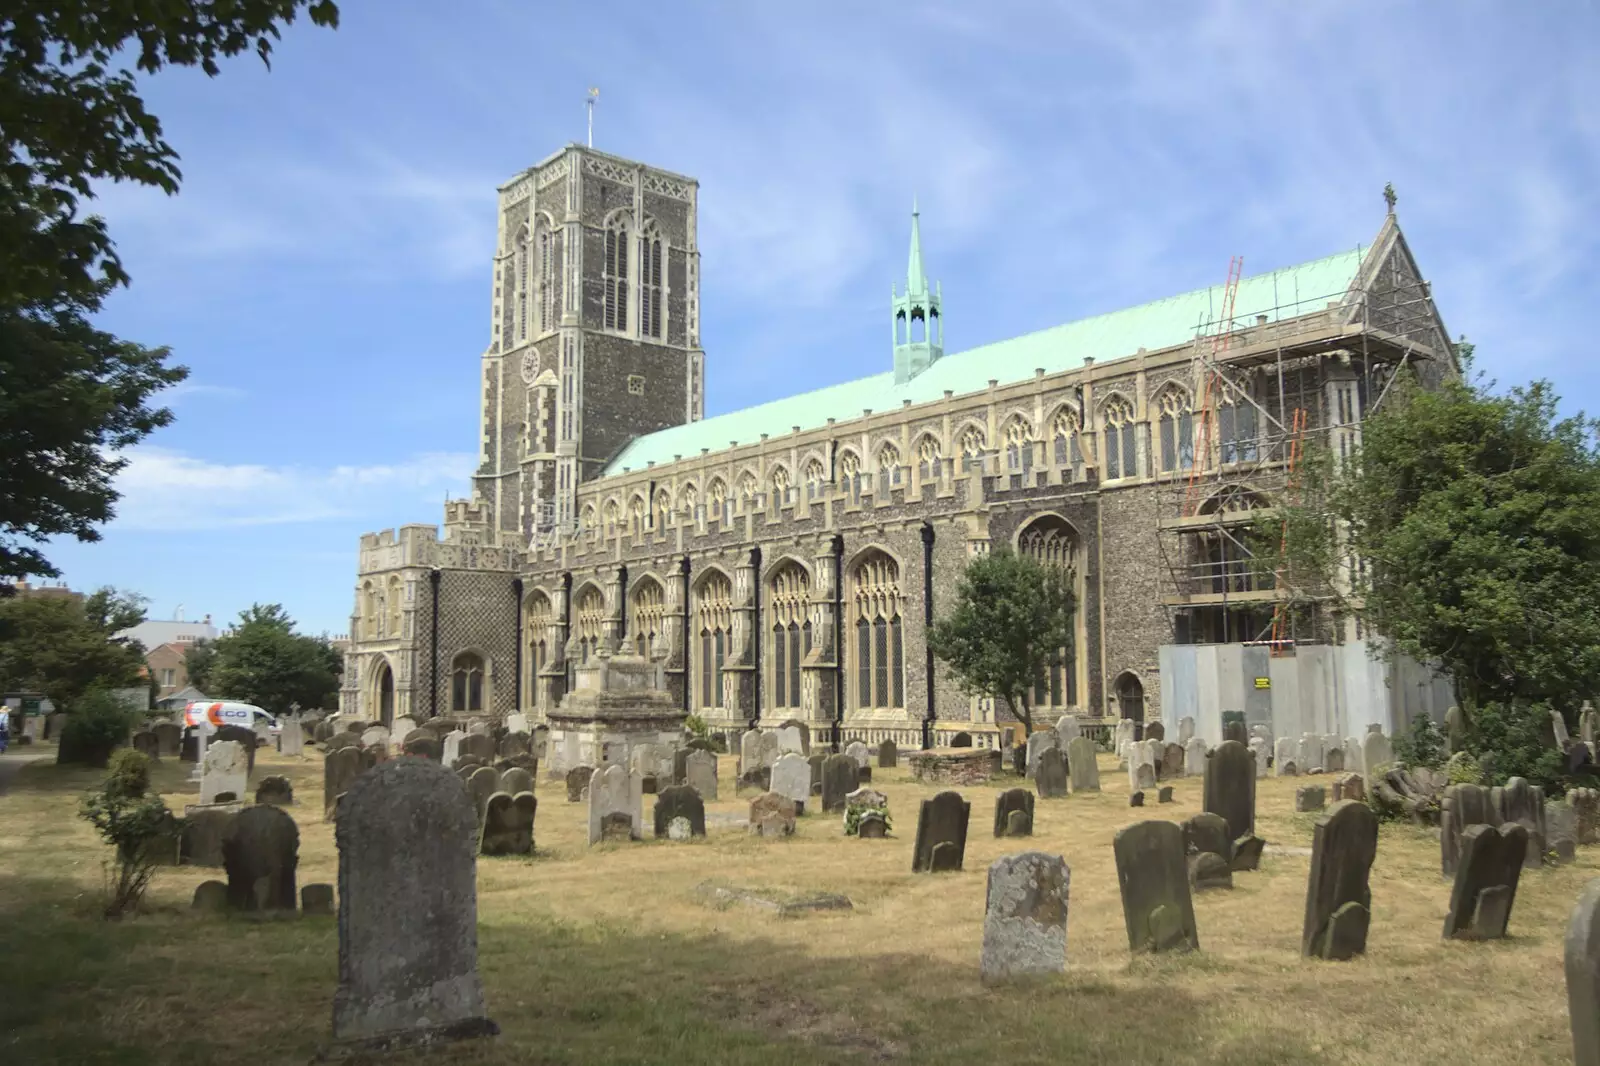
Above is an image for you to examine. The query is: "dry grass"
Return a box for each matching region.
[0,747,1590,1065]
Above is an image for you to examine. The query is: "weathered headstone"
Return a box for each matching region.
[685,750,718,801]
[499,767,534,796]
[255,775,293,806]
[1066,736,1099,793]
[757,731,782,770]
[1248,737,1270,778]
[460,732,495,765]
[1564,877,1600,1066]
[587,764,642,844]
[820,753,858,813]
[201,740,248,806]
[774,722,807,756]
[748,792,796,837]
[1184,737,1207,776]
[1161,742,1185,780]
[980,852,1070,981]
[1231,834,1265,872]
[1128,742,1157,791]
[1202,740,1256,843]
[222,804,298,912]
[738,729,761,776]
[1112,820,1199,954]
[912,790,971,873]
[844,740,870,770]
[150,721,181,757]
[565,765,593,803]
[1323,745,1345,773]
[1298,733,1325,774]
[1570,787,1600,845]
[1554,709,1573,750]
[465,766,499,824]
[1158,785,1174,803]
[878,739,898,769]
[1055,715,1080,744]
[132,730,159,759]
[480,792,536,856]
[654,784,706,840]
[332,759,496,1050]
[1183,812,1232,863]
[180,803,240,866]
[302,883,334,915]
[770,752,810,812]
[1274,737,1297,777]
[1496,776,1548,869]
[403,732,442,761]
[1362,730,1393,773]
[1145,721,1165,742]
[993,788,1034,838]
[1177,716,1195,745]
[278,717,305,756]
[844,786,889,836]
[360,726,390,753]
[1222,719,1247,745]
[1302,800,1379,960]
[192,880,228,912]
[1442,822,1528,940]
[1296,786,1327,812]
[1129,790,1145,807]
[1026,731,1057,779]
[807,753,826,794]
[1550,801,1579,864]
[1034,747,1067,799]
[216,724,258,774]
[442,730,466,766]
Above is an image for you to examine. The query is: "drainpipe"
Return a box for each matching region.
[617,563,628,648]
[831,533,845,752]
[561,571,573,697]
[921,521,936,751]
[680,555,692,717]
[428,567,441,719]
[750,545,762,731]
[512,577,523,711]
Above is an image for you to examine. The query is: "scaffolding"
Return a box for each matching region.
[1155,240,1445,651]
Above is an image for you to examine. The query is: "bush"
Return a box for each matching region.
[1465,700,1569,796]
[57,689,136,767]
[1444,750,1485,785]
[843,803,891,837]
[80,755,181,919]
[104,748,152,799]
[1393,713,1447,770]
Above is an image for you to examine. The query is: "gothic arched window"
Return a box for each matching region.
[804,458,826,500]
[1018,516,1080,711]
[361,581,378,641]
[851,551,904,710]
[655,489,671,529]
[515,226,529,343]
[1052,408,1081,470]
[573,585,606,665]
[451,651,486,713]
[737,471,759,510]
[628,495,646,534]
[770,464,792,504]
[1102,396,1137,480]
[602,498,620,537]
[769,562,811,711]
[1004,415,1034,472]
[695,571,733,710]
[524,591,552,708]
[876,443,901,486]
[580,502,598,537]
[916,435,942,479]
[1157,385,1195,473]
[959,424,986,473]
[386,576,402,639]
[639,222,663,339]
[630,578,665,659]
[535,219,556,335]
[838,450,862,500]
[603,216,630,331]
[1218,389,1260,464]
[707,478,728,521]
[679,483,700,520]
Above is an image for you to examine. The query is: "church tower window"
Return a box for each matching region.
[536,221,555,334]
[639,222,663,339]
[695,571,733,710]
[515,226,529,343]
[603,217,630,332]
[769,562,811,711]
[850,551,903,711]
[450,651,486,713]
[1102,396,1137,480]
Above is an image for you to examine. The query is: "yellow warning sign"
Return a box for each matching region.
[1253,677,1271,690]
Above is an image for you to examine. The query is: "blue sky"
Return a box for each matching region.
[44,0,1600,638]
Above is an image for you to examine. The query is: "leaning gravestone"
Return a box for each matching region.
[215,724,258,773]
[1302,800,1379,961]
[654,784,706,840]
[1564,877,1600,1066]
[912,791,971,873]
[993,788,1035,838]
[201,740,249,806]
[1496,776,1548,869]
[820,753,858,813]
[1066,736,1099,793]
[980,852,1070,981]
[1203,740,1256,844]
[1362,730,1393,773]
[749,792,796,837]
[480,792,536,856]
[1443,822,1528,940]
[774,722,807,756]
[1113,820,1199,954]
[878,739,898,769]
[1026,731,1057,779]
[222,804,299,912]
[770,752,810,813]
[588,765,641,844]
[685,750,718,801]
[1034,747,1068,799]
[332,759,497,1051]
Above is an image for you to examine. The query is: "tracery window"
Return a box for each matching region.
[707,478,728,521]
[525,592,552,708]
[1004,416,1035,472]
[450,651,485,713]
[737,471,759,510]
[573,585,606,665]
[851,552,904,710]
[638,223,663,339]
[630,578,665,659]
[655,490,671,529]
[536,221,555,334]
[959,425,986,473]
[628,495,645,534]
[602,498,620,537]
[695,571,733,710]
[876,443,901,487]
[361,581,378,640]
[769,562,811,710]
[386,576,402,639]
[1102,396,1138,480]
[1218,391,1260,464]
[580,502,597,536]
[804,458,826,500]
[770,464,792,504]
[1018,516,1078,710]
[679,483,700,520]
[1157,386,1195,473]
[1052,408,1082,469]
[515,227,529,343]
[603,216,629,331]
[916,435,942,480]
[838,450,862,500]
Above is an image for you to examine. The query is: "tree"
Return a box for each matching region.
[204,603,341,714]
[0,1,341,580]
[0,585,148,706]
[928,549,1076,735]
[183,639,217,693]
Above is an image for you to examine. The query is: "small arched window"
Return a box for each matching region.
[602,499,620,537]
[876,443,901,486]
[916,435,942,480]
[515,226,530,343]
[639,222,663,339]
[708,478,728,521]
[1218,388,1260,465]
[580,502,597,536]
[770,464,792,504]
[959,425,986,473]
[604,216,630,331]
[451,651,486,713]
[1004,416,1034,472]
[679,483,699,519]
[386,576,402,640]
[737,471,759,509]
[804,458,826,499]
[655,490,671,529]
[838,451,862,500]
[628,495,646,534]
[1052,408,1081,470]
[536,221,556,334]
[1102,396,1137,480]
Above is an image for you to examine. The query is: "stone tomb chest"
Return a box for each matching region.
[544,652,687,776]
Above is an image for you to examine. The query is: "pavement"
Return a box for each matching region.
[0,748,50,795]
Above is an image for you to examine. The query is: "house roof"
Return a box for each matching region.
[603,244,1370,476]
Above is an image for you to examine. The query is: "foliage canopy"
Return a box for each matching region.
[198,603,341,714]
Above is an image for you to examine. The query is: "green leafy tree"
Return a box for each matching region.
[0,586,147,706]
[928,549,1076,736]
[183,639,217,693]
[1,0,340,579]
[205,604,341,714]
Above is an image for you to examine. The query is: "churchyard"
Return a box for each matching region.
[0,737,1594,1065]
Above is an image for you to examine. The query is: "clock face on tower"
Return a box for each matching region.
[520,349,540,383]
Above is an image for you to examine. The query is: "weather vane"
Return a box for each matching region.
[587,87,600,149]
[1383,182,1397,213]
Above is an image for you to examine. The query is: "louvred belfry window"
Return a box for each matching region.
[604,221,629,331]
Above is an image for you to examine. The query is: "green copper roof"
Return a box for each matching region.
[603,243,1368,476]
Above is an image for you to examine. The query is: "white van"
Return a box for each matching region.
[182,701,279,740]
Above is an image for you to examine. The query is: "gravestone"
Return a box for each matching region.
[1324,745,1345,773]
[302,883,334,915]
[1550,801,1579,864]
[857,812,889,838]
[132,730,159,758]
[403,732,442,761]
[152,721,182,757]
[844,740,870,770]
[820,753,858,813]
[738,729,761,776]
[1066,736,1099,793]
[181,803,240,866]
[1442,822,1528,940]
[1231,834,1265,872]
[1222,719,1247,745]
[443,730,466,766]
[878,739,898,769]
[770,752,811,812]
[912,790,971,873]
[1302,800,1379,960]
[465,766,499,825]
[654,784,706,840]
[222,804,298,912]
[685,750,718,801]
[1128,742,1157,791]
[1362,730,1393,773]
[748,792,796,837]
[565,765,594,802]
[215,724,258,773]
[844,787,889,836]
[587,764,642,844]
[1298,734,1325,774]
[672,747,692,787]
[1026,731,1057,779]
[480,792,536,856]
[1296,786,1327,812]
[1161,743,1185,780]
[279,717,305,756]
[1158,786,1174,803]
[757,731,782,770]
[807,753,826,794]
[1145,721,1165,742]
[360,726,390,753]
[192,880,228,912]
[1034,747,1067,799]
[1248,737,1270,778]
[255,775,293,806]
[201,740,249,806]
[467,720,491,736]
[1112,820,1199,954]
[1563,877,1600,1066]
[1570,787,1600,845]
[1055,715,1080,744]
[775,721,808,756]
[1129,791,1145,807]
[1202,740,1256,843]
[1554,709,1573,750]
[504,712,529,735]
[1275,737,1298,776]
[499,767,534,796]
[993,789,1035,837]
[950,732,973,748]
[332,759,496,1050]
[1496,776,1547,869]
[460,733,496,765]
[1178,716,1195,745]
[1184,737,1207,776]
[980,852,1070,981]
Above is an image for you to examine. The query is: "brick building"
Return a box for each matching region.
[341,142,1453,748]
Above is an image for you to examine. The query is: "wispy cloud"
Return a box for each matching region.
[162,381,246,406]
[110,447,473,531]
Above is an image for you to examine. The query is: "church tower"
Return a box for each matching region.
[471,145,705,542]
[892,200,942,384]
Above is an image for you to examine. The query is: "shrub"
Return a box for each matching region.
[1444,750,1485,785]
[1465,700,1569,796]
[104,748,152,799]
[843,804,891,837]
[80,756,181,919]
[1393,713,1447,770]
[57,689,136,767]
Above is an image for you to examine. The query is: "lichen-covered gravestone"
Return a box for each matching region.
[1570,787,1600,846]
[201,740,248,805]
[588,765,642,844]
[820,753,858,813]
[685,750,718,801]
[748,792,796,837]
[1113,820,1199,954]
[565,765,594,803]
[1496,776,1548,869]
[279,717,304,756]
[878,739,898,769]
[844,740,870,770]
[1440,782,1496,876]
[1302,800,1379,961]
[1026,732,1057,779]
[993,788,1034,838]
[1066,736,1099,793]
[255,775,293,806]
[466,766,499,826]
[403,732,442,761]
[912,791,971,873]
[980,852,1070,981]
[770,752,810,813]
[222,804,299,912]
[324,746,366,821]
[1442,822,1528,940]
[480,792,536,856]
[1362,730,1393,773]
[152,721,182,757]
[1295,786,1327,812]
[1202,740,1256,845]
[654,784,707,840]
[1034,747,1067,799]
[1177,716,1195,745]
[1564,877,1600,1066]
[332,759,497,1051]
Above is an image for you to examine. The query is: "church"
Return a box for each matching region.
[339,141,1453,749]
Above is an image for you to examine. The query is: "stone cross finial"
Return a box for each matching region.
[1383,182,1397,213]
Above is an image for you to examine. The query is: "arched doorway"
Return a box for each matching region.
[1115,671,1144,738]
[373,659,395,726]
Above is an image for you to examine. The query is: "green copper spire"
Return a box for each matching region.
[892,199,942,385]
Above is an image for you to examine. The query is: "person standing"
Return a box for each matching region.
[0,704,10,753]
